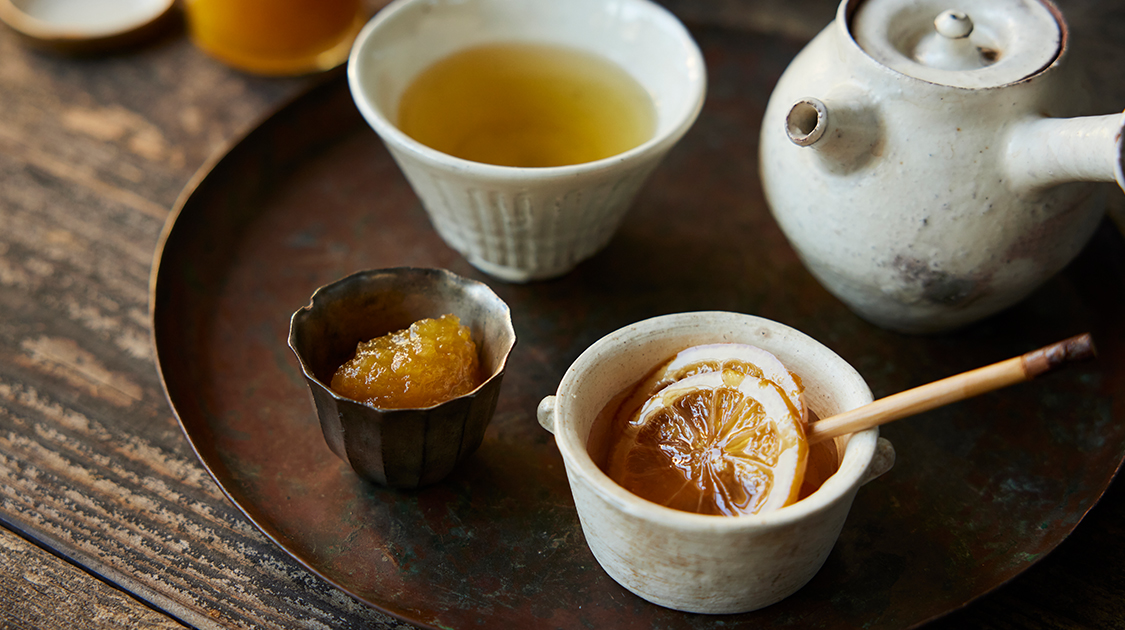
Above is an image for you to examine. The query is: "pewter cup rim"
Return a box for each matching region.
[288,266,515,410]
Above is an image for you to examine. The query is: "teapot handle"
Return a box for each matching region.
[1004,109,1125,194]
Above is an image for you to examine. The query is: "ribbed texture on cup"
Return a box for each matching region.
[388,147,663,281]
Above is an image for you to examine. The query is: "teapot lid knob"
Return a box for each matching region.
[914,10,986,71]
[934,10,972,39]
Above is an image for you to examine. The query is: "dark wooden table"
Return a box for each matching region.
[1,1,1123,628]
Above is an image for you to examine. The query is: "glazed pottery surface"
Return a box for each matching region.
[348,0,706,283]
[537,311,895,614]
[760,0,1125,333]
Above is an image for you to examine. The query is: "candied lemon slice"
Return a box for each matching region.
[606,370,808,516]
[640,343,807,426]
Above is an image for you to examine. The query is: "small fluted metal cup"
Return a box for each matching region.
[288,267,516,488]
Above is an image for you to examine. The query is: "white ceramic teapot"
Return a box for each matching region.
[760,0,1125,333]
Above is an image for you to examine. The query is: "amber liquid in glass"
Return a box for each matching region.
[396,43,657,168]
[184,0,364,75]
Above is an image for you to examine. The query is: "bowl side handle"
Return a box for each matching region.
[537,395,557,434]
[860,437,895,486]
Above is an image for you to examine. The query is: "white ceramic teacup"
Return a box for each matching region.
[537,311,896,614]
[347,0,706,282]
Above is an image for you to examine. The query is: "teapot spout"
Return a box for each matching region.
[1005,110,1125,194]
[785,93,882,173]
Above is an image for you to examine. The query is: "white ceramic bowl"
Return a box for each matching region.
[0,0,174,53]
[347,0,706,282]
[537,311,895,613]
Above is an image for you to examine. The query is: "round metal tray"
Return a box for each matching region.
[151,32,1125,628]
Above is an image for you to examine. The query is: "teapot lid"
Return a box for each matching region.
[849,0,1061,88]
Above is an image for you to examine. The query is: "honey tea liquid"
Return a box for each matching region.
[397,43,657,168]
[589,379,840,509]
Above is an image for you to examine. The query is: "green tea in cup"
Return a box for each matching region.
[347,0,706,281]
[396,43,656,168]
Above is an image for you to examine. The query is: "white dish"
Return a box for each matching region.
[1,0,174,52]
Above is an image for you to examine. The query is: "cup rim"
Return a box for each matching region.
[345,0,707,179]
[288,266,517,411]
[0,0,173,42]
[551,311,878,529]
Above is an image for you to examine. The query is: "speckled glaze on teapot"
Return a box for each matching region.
[760,0,1125,333]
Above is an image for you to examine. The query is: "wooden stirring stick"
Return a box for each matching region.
[806,333,1097,444]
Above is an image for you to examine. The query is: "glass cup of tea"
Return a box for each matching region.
[184,0,367,75]
[347,0,706,282]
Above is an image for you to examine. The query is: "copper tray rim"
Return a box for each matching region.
[146,69,438,627]
[146,65,1125,629]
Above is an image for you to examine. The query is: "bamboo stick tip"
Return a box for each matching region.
[807,333,1097,444]
[1064,333,1097,361]
[1022,333,1096,377]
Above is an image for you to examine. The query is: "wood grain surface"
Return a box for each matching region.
[0,525,187,629]
[0,0,1122,628]
[0,8,409,629]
